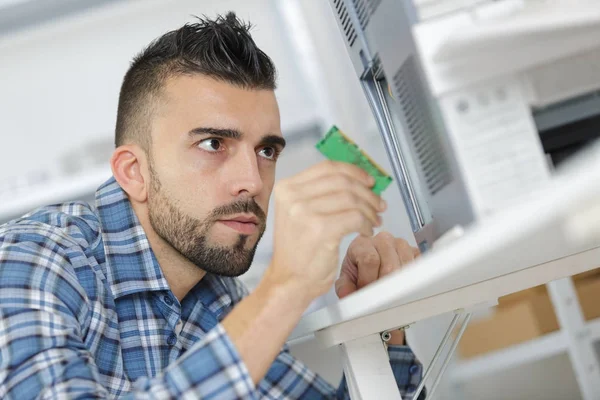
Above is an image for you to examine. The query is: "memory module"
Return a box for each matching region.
[316,126,393,195]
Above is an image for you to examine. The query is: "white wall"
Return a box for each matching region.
[0,0,319,182]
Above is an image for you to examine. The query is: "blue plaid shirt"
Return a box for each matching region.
[0,177,424,399]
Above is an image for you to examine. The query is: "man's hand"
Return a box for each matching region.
[335,232,420,345]
[264,161,386,304]
[225,161,385,384]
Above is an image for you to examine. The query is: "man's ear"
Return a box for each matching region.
[110,144,149,203]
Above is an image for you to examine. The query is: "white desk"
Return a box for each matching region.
[289,145,600,399]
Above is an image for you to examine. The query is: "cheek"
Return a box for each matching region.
[188,178,224,211]
[260,162,277,186]
[186,149,225,173]
[161,169,220,215]
[178,152,224,190]
[259,168,277,210]
[153,150,229,216]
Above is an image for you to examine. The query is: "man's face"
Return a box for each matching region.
[147,75,284,277]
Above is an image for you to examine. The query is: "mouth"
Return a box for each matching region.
[218,214,260,235]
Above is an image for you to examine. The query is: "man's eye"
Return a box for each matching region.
[258,147,277,160]
[198,138,224,152]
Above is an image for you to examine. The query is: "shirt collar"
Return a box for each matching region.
[95,177,170,299]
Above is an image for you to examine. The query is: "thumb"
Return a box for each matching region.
[335,274,358,299]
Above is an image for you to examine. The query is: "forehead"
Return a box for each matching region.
[154,74,282,141]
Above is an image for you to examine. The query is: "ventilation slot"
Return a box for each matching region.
[367,0,383,12]
[393,58,452,196]
[352,0,370,30]
[350,0,383,30]
[333,0,357,47]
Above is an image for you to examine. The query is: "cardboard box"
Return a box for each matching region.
[459,275,600,359]
[459,291,559,359]
[497,285,546,308]
[577,276,600,321]
[497,266,600,307]
[573,267,600,283]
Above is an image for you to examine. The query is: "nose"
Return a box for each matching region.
[226,148,264,198]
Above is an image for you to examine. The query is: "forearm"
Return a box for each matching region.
[222,269,313,385]
[387,330,406,345]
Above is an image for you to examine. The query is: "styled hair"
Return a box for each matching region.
[115,12,277,149]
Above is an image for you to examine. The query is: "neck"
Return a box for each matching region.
[133,203,206,301]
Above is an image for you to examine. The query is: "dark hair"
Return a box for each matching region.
[115,12,277,149]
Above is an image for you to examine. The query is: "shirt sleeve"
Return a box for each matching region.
[228,278,425,399]
[387,345,427,400]
[0,237,257,400]
[255,341,424,399]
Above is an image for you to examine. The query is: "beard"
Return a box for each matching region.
[147,162,266,277]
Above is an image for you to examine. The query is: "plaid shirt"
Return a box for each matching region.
[0,177,424,399]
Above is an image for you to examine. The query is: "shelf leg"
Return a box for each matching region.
[547,277,600,400]
[341,333,403,400]
[413,312,471,400]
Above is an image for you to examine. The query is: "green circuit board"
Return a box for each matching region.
[316,126,393,195]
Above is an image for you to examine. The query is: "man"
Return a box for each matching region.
[0,12,424,399]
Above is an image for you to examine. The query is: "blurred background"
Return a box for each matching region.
[0,1,598,399]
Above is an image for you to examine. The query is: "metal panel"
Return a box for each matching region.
[328,0,367,75]
[360,0,475,242]
[392,57,452,196]
[332,0,358,47]
[329,0,477,244]
[350,0,382,30]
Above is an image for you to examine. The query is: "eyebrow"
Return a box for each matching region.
[188,127,241,139]
[261,135,287,150]
[188,127,286,150]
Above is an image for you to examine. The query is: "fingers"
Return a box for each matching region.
[339,232,420,299]
[374,232,401,278]
[295,160,374,187]
[274,160,386,239]
[294,175,386,214]
[335,275,358,299]
[372,233,418,279]
[412,246,421,259]
[306,192,382,227]
[324,209,377,238]
[346,235,377,266]
[395,238,416,265]
[347,236,381,289]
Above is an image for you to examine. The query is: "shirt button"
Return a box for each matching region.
[167,333,177,346]
[409,365,419,375]
[163,295,174,306]
[175,320,183,335]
